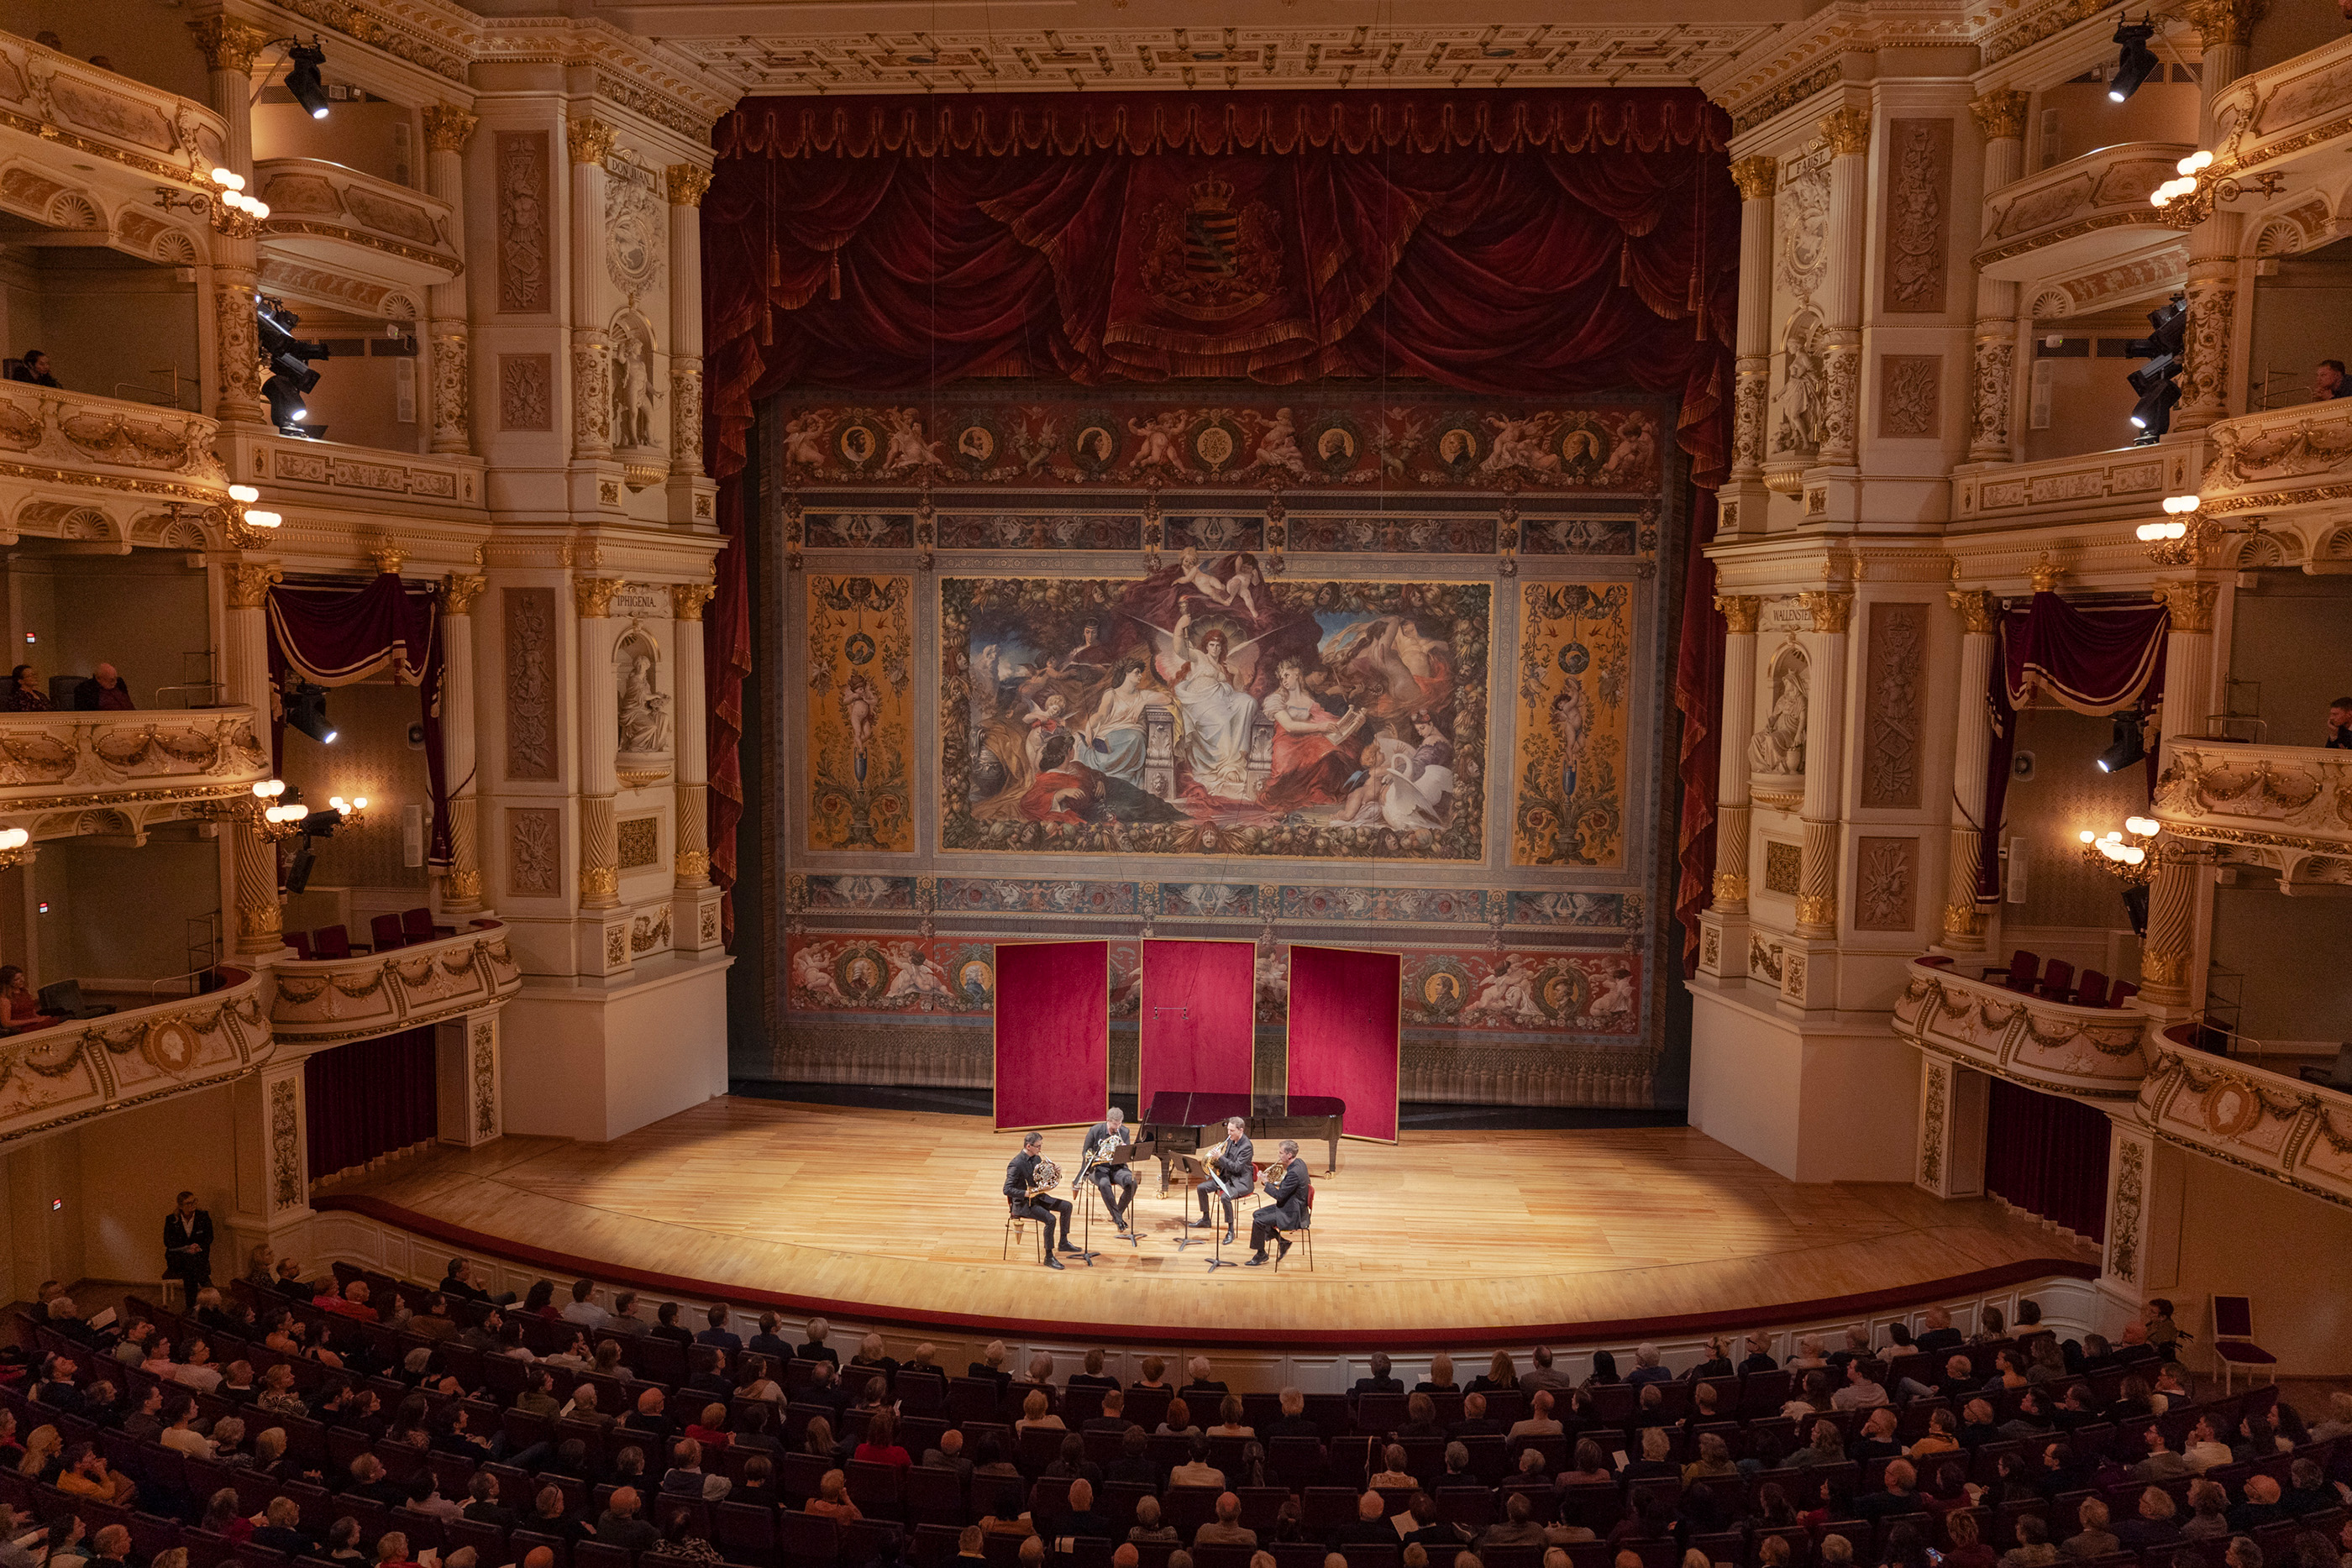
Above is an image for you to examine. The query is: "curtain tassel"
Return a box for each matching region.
[768,244,781,289]
[829,250,842,302]
[1617,238,1630,287]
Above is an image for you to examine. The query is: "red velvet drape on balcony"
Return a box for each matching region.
[303,1025,438,1181]
[701,90,1739,952]
[1984,1074,2111,1242]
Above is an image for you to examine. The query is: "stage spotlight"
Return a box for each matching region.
[2096,711,2148,774]
[285,40,331,118]
[256,298,329,438]
[285,681,337,745]
[283,838,316,895]
[2125,294,2188,444]
[2109,18,2160,102]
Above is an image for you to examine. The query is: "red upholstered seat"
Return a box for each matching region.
[2037,958,2075,1001]
[2208,1296,2276,1392]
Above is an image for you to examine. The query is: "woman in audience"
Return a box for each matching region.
[251,1427,290,1476]
[1782,1369,1836,1420]
[17,1424,60,1481]
[0,1411,20,1470]
[1133,1356,1172,1392]
[732,1403,780,1455]
[738,1355,784,1403]
[2024,1340,2067,1385]
[1370,1444,1416,1488]
[1758,1539,1793,1568]
[1561,1438,1614,1485]
[321,1519,366,1565]
[200,1487,253,1544]
[1880,1524,1933,1568]
[1752,1484,1798,1529]
[1998,1517,2057,1568]
[1016,1389,1064,1434]
[1156,1397,1199,1438]
[1042,1432,1101,1487]
[1209,1394,1254,1438]
[209,1416,250,1464]
[684,1403,732,1452]
[1396,1392,1442,1440]
[1609,1494,1675,1544]
[0,968,57,1033]
[1235,1440,1268,1489]
[522,1279,559,1318]
[1582,1350,1618,1387]
[855,1408,912,1471]
[1786,1336,1829,1371]
[1418,1353,1457,1393]
[307,1320,349,1370]
[1906,1408,1961,1458]
[1683,1432,1737,1482]
[1943,1510,1995,1568]
[973,1435,1018,1478]
[1790,1419,1844,1469]
[806,1469,862,1522]
[1468,1351,1517,1396]
[2180,1481,2231,1539]
[2108,1374,2155,1423]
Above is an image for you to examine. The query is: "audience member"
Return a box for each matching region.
[2327,699,2352,750]
[71,663,132,711]
[2317,359,2346,401]
[6,351,58,388]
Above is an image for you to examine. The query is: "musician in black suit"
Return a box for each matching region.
[1194,1117,1254,1242]
[1245,1139,1309,1266]
[1079,1107,1137,1235]
[164,1191,214,1291]
[1004,1132,1079,1270]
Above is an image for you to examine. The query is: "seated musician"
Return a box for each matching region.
[1246,1138,1310,1266]
[1003,1132,1080,1270]
[1194,1117,1254,1243]
[1081,1106,1137,1235]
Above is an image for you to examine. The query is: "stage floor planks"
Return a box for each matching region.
[326,1098,2097,1340]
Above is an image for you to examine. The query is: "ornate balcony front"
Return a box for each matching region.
[1974,143,2196,282]
[2140,1028,2352,1209]
[0,706,269,836]
[2153,742,2352,890]
[2213,33,2352,189]
[1893,959,2152,1099]
[270,920,522,1046]
[0,381,234,548]
[255,158,461,298]
[215,427,485,519]
[1953,443,2201,533]
[0,968,268,1148]
[2196,399,2352,569]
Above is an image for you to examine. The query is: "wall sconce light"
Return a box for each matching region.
[0,826,30,868]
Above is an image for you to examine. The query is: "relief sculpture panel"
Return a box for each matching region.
[806,575,915,853]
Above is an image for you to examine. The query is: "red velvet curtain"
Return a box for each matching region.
[994,940,1110,1131]
[304,1025,438,1180]
[1984,1074,2111,1242]
[265,574,452,865]
[1974,593,2171,901]
[1138,940,1257,1114]
[1286,945,1404,1143]
[701,89,1739,943]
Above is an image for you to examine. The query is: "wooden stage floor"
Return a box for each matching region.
[323,1098,2097,1343]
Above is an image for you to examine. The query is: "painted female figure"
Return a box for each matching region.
[1074,661,1153,788]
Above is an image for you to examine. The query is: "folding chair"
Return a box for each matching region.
[2208,1296,2276,1394]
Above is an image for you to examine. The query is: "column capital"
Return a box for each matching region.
[1714,593,1762,634]
[1946,586,2000,635]
[1713,872,1750,902]
[566,116,618,167]
[1730,155,1778,202]
[1968,89,2029,144]
[227,563,281,609]
[665,164,713,207]
[1820,104,1872,158]
[423,104,480,154]
[2155,578,2219,632]
[574,576,626,618]
[670,581,716,621]
[190,15,273,73]
[444,572,488,615]
[1798,589,1853,634]
[1795,893,1838,929]
[2182,0,2266,47]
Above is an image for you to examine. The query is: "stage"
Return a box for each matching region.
[319,1097,2097,1345]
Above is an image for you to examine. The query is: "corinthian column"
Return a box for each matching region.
[2176,0,2265,431]
[1940,588,2000,952]
[2138,579,2220,1010]
[566,118,617,463]
[441,572,486,915]
[422,106,478,457]
[224,563,284,956]
[670,583,714,890]
[1714,595,1763,914]
[1726,157,1777,532]
[575,577,624,910]
[191,17,270,428]
[1795,590,1852,936]
[1815,106,1872,470]
[1968,92,2029,464]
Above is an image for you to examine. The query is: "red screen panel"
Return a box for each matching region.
[993,940,1110,1132]
[1286,944,1402,1142]
[1139,938,1257,1109]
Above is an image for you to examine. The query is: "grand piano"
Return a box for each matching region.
[1141,1092,1346,1189]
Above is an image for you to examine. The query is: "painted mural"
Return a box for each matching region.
[1511,580,1636,868]
[806,575,916,852]
[787,933,996,1014]
[790,876,1647,933]
[942,566,1488,861]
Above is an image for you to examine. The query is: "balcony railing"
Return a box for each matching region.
[2212,32,2352,183]
[255,158,461,287]
[2197,398,2352,568]
[0,34,228,193]
[270,920,522,1045]
[1974,142,2194,279]
[0,968,267,1148]
[2153,742,2352,889]
[0,707,268,822]
[0,380,225,505]
[214,427,485,516]
[1893,958,2151,1099]
[1953,442,2200,531]
[2141,1025,2352,1210]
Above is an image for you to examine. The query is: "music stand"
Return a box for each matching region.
[1093,1141,1152,1250]
[1175,1151,1243,1271]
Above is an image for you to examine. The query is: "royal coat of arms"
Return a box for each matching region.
[1141,178,1282,322]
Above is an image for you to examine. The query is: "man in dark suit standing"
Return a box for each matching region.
[1005,1132,1079,1269]
[1078,1107,1138,1235]
[164,1191,213,1291]
[1244,1139,1309,1266]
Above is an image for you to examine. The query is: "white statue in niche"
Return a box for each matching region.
[609,310,660,451]
[1772,312,1824,456]
[615,629,672,784]
[1748,642,1809,778]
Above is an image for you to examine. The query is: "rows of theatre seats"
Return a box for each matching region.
[8,1264,2343,1568]
[287,911,461,961]
[1931,953,2140,1009]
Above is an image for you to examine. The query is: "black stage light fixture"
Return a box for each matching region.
[285,680,337,745]
[285,40,331,118]
[2096,710,2149,774]
[2126,294,2188,444]
[256,298,329,438]
[2109,18,2160,102]
[283,838,317,895]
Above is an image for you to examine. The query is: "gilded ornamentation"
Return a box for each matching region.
[470,1021,496,1136]
[2140,948,2189,986]
[1968,89,2029,144]
[670,583,715,621]
[227,564,282,609]
[574,577,625,619]
[581,865,620,902]
[1764,841,1802,895]
[675,847,711,884]
[1798,590,1852,635]
[190,16,273,73]
[1712,871,1749,901]
[1714,595,1761,635]
[1947,586,1999,635]
[1782,951,1808,1002]
[2181,0,2267,46]
[571,337,612,456]
[2180,278,2236,427]
[2029,554,2062,594]
[1795,893,1837,929]
[370,542,407,577]
[604,922,627,964]
[269,1077,302,1211]
[430,331,469,454]
[566,117,618,167]
[2155,579,2219,633]
[443,573,487,616]
[1919,1061,1950,1188]
[1944,901,1986,941]
[1820,104,1872,157]
[629,905,673,952]
[445,868,482,901]
[421,104,479,155]
[665,164,712,206]
[2107,1135,2145,1284]
[1730,155,1778,202]
[1819,343,1859,462]
[1733,365,1767,474]
[1970,335,2014,457]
